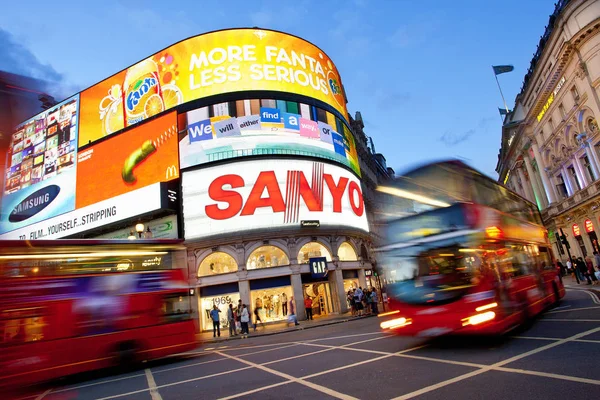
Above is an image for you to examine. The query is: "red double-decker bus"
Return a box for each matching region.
[374,161,565,337]
[0,239,197,391]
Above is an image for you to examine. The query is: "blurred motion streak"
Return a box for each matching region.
[0,239,198,396]
[373,160,565,337]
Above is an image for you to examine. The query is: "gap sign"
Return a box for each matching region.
[310,257,328,279]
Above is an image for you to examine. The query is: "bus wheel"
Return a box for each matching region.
[552,283,561,306]
[114,341,139,368]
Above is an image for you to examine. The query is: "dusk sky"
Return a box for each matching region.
[0,0,556,178]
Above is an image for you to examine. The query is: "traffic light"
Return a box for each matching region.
[560,235,570,248]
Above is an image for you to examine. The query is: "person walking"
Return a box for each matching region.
[240,304,250,335]
[227,304,236,337]
[288,296,300,326]
[556,260,565,277]
[210,305,221,338]
[253,305,263,331]
[304,296,313,320]
[577,257,592,284]
[587,256,599,285]
[354,287,364,316]
[370,289,379,315]
[348,290,356,316]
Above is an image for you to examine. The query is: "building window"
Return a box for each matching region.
[251,285,293,323]
[559,103,566,119]
[568,165,581,191]
[298,242,332,264]
[198,252,238,276]
[556,174,568,199]
[588,118,598,134]
[571,85,579,101]
[582,155,595,182]
[247,246,289,270]
[548,118,554,132]
[338,242,358,261]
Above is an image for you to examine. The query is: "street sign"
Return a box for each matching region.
[301,220,320,228]
[309,257,328,279]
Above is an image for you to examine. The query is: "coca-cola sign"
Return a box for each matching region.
[182,159,369,239]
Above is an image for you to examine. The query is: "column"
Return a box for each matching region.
[573,156,590,187]
[562,167,575,196]
[330,267,348,313]
[533,166,549,208]
[357,268,367,289]
[530,142,557,203]
[290,273,306,320]
[523,155,544,208]
[585,141,600,181]
[517,166,535,203]
[238,280,251,311]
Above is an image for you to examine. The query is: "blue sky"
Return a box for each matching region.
[0,0,556,178]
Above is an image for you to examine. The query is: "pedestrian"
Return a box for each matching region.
[288,295,300,326]
[566,258,573,276]
[236,299,243,333]
[577,257,591,284]
[253,305,263,331]
[354,287,364,316]
[240,304,250,335]
[586,256,599,285]
[370,289,379,315]
[556,259,565,276]
[347,290,356,316]
[210,305,221,338]
[227,304,236,337]
[304,296,313,320]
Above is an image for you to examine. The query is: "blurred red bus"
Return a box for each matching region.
[374,161,565,337]
[0,239,197,389]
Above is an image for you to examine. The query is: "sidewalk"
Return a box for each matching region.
[198,311,378,344]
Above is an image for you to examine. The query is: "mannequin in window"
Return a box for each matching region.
[273,294,280,316]
[281,292,288,315]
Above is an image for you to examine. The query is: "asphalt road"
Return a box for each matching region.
[18,287,600,400]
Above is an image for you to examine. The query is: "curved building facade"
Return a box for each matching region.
[496,0,600,260]
[1,28,381,331]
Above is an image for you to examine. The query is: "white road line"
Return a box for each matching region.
[33,389,52,400]
[546,305,600,314]
[262,347,336,365]
[512,336,561,341]
[306,331,387,342]
[565,288,600,304]
[390,326,600,400]
[216,351,359,400]
[237,343,299,357]
[51,373,146,393]
[153,357,227,374]
[145,369,163,400]
[217,381,292,400]
[95,366,254,400]
[548,305,572,311]
[495,366,600,385]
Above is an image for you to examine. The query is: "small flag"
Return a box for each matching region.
[499,108,509,116]
[492,65,514,75]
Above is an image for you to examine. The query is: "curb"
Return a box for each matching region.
[201,314,377,344]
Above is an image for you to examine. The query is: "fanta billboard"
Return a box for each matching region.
[78,29,348,148]
[75,112,179,209]
[182,159,369,240]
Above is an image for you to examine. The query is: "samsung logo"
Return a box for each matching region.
[9,185,60,222]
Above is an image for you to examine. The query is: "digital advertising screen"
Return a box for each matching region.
[75,112,179,209]
[179,97,360,176]
[182,159,369,240]
[0,95,79,235]
[78,28,348,148]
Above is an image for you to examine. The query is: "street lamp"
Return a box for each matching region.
[135,223,145,239]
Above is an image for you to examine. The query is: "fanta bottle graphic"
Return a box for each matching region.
[122,58,164,126]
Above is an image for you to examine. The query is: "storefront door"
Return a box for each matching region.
[303,282,334,318]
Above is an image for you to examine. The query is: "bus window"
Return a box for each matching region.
[538,247,554,270]
[1,308,46,344]
[163,294,191,323]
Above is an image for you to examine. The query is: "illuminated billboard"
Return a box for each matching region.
[79,28,348,148]
[76,112,179,209]
[179,97,360,176]
[182,159,369,240]
[0,95,79,234]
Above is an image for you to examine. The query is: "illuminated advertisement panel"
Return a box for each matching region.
[179,98,360,176]
[76,112,179,209]
[79,28,348,147]
[0,95,79,234]
[182,159,369,240]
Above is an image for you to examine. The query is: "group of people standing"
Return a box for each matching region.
[209,296,300,338]
[558,252,600,285]
[347,286,379,316]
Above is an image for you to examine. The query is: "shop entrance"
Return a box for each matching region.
[303,282,334,318]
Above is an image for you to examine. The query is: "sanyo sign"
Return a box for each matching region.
[537,76,566,122]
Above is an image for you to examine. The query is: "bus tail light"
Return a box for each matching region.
[485,226,503,239]
[462,311,495,326]
[475,302,497,312]
[380,317,412,330]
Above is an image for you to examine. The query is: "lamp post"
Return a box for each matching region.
[135,223,145,239]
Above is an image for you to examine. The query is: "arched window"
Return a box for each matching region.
[588,118,598,134]
[198,252,237,276]
[338,242,358,261]
[247,246,289,270]
[298,242,332,264]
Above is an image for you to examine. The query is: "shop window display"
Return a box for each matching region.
[298,242,332,264]
[250,286,293,323]
[344,278,359,294]
[303,283,334,318]
[199,292,240,331]
[198,252,238,277]
[338,242,358,261]
[246,246,289,270]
